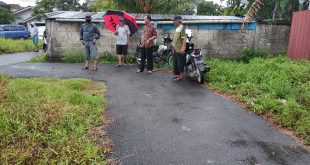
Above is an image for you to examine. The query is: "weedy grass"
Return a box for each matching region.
[61,50,135,64]
[0,75,111,164]
[0,38,42,54]
[205,54,310,144]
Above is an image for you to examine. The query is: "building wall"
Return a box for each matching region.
[14,10,33,24]
[46,20,290,61]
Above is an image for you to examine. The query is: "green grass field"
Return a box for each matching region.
[0,38,43,54]
[0,76,111,164]
[206,55,310,144]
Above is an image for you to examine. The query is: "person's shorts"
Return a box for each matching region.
[32,36,39,45]
[84,41,97,60]
[175,52,186,72]
[116,45,128,55]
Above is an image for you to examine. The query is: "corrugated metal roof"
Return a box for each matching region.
[288,11,310,60]
[46,11,245,22]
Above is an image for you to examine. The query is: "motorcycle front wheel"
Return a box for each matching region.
[197,67,205,84]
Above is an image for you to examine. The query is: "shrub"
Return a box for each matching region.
[240,48,268,63]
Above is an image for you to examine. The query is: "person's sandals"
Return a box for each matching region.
[171,76,179,80]
[82,66,89,70]
[136,70,143,73]
[173,77,184,82]
[92,67,98,71]
[115,64,121,67]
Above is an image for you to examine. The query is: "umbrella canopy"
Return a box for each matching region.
[103,10,138,36]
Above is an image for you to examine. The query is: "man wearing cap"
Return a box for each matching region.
[172,15,187,81]
[30,22,39,52]
[137,15,157,74]
[115,17,130,67]
[80,14,101,71]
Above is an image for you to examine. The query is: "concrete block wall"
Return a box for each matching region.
[46,20,290,61]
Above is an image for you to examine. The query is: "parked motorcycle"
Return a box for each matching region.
[136,33,174,68]
[184,29,210,84]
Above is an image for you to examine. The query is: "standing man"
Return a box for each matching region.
[115,17,130,67]
[172,16,187,81]
[137,15,157,74]
[80,14,101,71]
[30,22,39,52]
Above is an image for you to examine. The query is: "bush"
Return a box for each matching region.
[206,55,310,144]
[0,38,42,54]
[240,48,268,63]
[62,50,84,63]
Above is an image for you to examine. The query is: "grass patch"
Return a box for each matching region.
[206,55,310,144]
[61,50,135,64]
[30,51,48,63]
[0,75,111,164]
[0,38,42,54]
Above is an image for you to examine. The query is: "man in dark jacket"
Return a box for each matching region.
[80,14,101,71]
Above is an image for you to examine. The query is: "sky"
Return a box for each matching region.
[2,0,229,7]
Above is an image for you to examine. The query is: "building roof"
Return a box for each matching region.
[13,6,34,15]
[45,11,248,23]
[0,1,8,6]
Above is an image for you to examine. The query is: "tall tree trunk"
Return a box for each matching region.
[272,0,278,20]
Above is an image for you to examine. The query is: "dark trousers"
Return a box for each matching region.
[140,46,153,71]
[173,52,186,75]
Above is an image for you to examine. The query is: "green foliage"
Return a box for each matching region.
[62,49,85,63]
[61,50,134,64]
[0,38,43,54]
[91,0,195,14]
[206,55,310,144]
[33,0,84,16]
[0,76,110,163]
[0,7,14,24]
[240,48,268,63]
[197,1,221,15]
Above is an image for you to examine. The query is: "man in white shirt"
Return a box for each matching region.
[115,17,130,67]
[30,22,39,52]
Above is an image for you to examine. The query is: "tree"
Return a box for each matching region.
[197,1,221,15]
[0,7,14,24]
[90,0,195,14]
[33,0,83,16]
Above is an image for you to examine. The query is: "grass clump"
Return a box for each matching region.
[206,55,310,144]
[0,38,42,54]
[0,76,111,164]
[61,50,134,64]
[30,51,48,62]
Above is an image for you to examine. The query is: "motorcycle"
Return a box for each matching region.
[136,33,174,68]
[184,29,210,84]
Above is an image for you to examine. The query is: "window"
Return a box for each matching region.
[18,26,25,31]
[3,26,10,31]
[9,26,18,31]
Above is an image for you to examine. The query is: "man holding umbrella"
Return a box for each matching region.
[137,15,157,74]
[80,14,101,71]
[115,17,130,67]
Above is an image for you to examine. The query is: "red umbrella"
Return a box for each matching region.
[103,10,138,36]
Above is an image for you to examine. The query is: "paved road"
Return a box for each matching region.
[1,52,309,165]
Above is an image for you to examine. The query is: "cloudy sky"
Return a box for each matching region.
[2,0,230,7]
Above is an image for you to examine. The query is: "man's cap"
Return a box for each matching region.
[119,17,125,22]
[173,15,182,21]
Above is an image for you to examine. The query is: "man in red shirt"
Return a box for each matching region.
[137,15,157,74]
